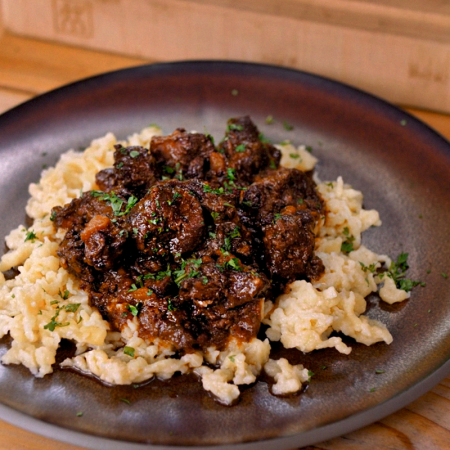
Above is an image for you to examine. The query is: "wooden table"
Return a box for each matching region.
[0,32,449,450]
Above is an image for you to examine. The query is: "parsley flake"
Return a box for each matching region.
[226,258,242,271]
[341,227,355,253]
[24,230,37,243]
[283,121,293,131]
[127,302,143,317]
[380,252,424,291]
[123,346,135,357]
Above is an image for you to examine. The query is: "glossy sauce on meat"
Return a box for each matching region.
[52,117,324,353]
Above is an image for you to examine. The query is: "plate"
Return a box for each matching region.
[1,61,450,450]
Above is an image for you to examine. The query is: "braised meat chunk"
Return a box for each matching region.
[96,145,159,197]
[51,117,324,353]
[150,128,217,180]
[128,180,206,257]
[219,116,281,183]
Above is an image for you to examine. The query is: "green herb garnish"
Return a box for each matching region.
[123,346,135,357]
[127,302,143,317]
[341,227,355,253]
[24,230,37,242]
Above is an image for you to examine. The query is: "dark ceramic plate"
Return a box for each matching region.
[1,62,450,450]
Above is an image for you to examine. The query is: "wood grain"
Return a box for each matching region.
[2,0,450,113]
[0,31,449,450]
[0,33,146,95]
[181,0,450,41]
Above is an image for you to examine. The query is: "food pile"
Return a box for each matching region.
[0,117,412,404]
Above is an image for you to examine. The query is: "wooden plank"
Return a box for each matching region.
[0,86,31,113]
[350,0,450,15]
[179,0,450,42]
[2,0,450,113]
[0,33,147,95]
[0,419,84,450]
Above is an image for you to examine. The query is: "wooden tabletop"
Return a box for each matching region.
[0,32,449,450]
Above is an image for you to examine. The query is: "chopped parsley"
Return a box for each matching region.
[235,144,246,153]
[91,191,138,217]
[44,300,80,331]
[223,237,231,251]
[203,184,225,195]
[283,121,293,131]
[359,262,377,273]
[340,227,355,253]
[24,230,37,242]
[129,150,140,158]
[226,167,236,181]
[167,299,176,311]
[123,346,135,357]
[122,195,139,215]
[59,289,70,300]
[43,314,70,332]
[227,123,243,132]
[381,252,425,291]
[167,191,182,205]
[127,302,143,317]
[173,258,202,286]
[226,258,243,271]
[64,303,81,313]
